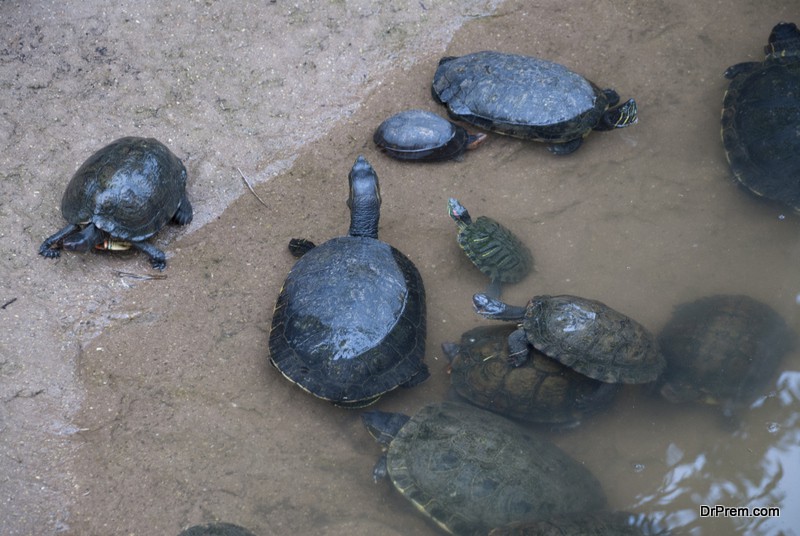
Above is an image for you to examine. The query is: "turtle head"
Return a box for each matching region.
[447,197,473,226]
[62,223,104,253]
[765,22,800,58]
[347,155,381,239]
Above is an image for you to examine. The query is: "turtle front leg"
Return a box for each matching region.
[507,328,531,367]
[130,241,167,270]
[38,223,81,258]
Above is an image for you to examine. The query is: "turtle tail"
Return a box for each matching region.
[597,98,638,131]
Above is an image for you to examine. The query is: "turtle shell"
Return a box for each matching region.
[61,137,188,241]
[445,325,618,424]
[721,23,800,209]
[373,402,607,535]
[523,295,664,384]
[178,523,257,536]
[269,236,427,406]
[457,215,532,284]
[432,51,610,143]
[658,294,794,411]
[373,109,476,161]
[489,511,654,536]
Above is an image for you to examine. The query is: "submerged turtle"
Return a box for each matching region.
[432,51,638,155]
[269,156,428,407]
[658,294,794,418]
[177,523,256,536]
[362,401,607,536]
[721,22,800,210]
[473,294,664,384]
[373,109,487,161]
[489,511,662,536]
[448,198,532,297]
[443,324,619,424]
[38,137,192,270]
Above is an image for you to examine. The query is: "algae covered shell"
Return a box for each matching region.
[363,402,607,536]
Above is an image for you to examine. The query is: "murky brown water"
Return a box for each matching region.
[1,0,799,535]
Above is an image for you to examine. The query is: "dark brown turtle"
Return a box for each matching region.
[473,294,665,384]
[443,324,619,424]
[658,294,794,418]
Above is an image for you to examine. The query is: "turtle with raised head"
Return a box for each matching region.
[269,156,428,407]
[432,51,638,155]
[448,197,532,297]
[38,137,192,270]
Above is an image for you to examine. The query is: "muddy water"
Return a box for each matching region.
[2,0,799,535]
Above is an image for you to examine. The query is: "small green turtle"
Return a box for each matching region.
[448,197,532,297]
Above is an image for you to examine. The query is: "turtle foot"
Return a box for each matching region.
[173,193,193,225]
[38,244,62,258]
[547,138,583,155]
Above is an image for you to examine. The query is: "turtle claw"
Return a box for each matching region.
[38,245,62,258]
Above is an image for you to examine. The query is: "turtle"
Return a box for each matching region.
[721,22,800,210]
[473,293,665,384]
[489,511,662,536]
[373,109,487,162]
[443,324,619,424]
[448,197,532,297]
[268,156,428,407]
[362,401,607,536]
[432,51,638,155]
[177,523,256,536]
[657,294,795,419]
[38,136,192,270]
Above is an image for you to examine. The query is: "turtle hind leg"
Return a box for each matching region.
[288,238,316,258]
[130,241,167,270]
[172,192,193,225]
[547,138,583,155]
[597,98,638,131]
[38,223,81,258]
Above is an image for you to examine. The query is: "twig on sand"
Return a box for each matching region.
[237,167,270,209]
[114,271,167,280]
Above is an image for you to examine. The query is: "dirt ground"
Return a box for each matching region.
[1,1,799,535]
